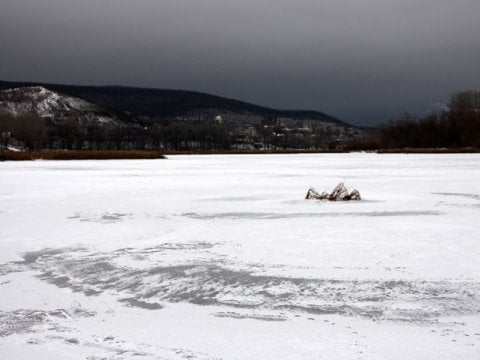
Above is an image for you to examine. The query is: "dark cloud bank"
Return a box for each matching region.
[1,0,479,125]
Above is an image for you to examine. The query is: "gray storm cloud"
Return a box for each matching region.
[1,0,479,125]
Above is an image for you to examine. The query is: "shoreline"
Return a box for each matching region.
[1,148,479,161]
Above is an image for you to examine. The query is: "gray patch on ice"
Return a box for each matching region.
[276,304,384,319]
[22,249,71,265]
[65,337,80,344]
[100,213,131,223]
[180,210,443,220]
[119,298,163,310]
[20,247,88,265]
[48,275,71,287]
[68,212,133,224]
[0,263,23,276]
[0,247,88,276]
[10,247,480,323]
[141,242,218,252]
[0,308,95,337]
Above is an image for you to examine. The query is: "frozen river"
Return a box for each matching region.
[1,154,480,359]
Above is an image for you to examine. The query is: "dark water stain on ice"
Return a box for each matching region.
[9,246,480,324]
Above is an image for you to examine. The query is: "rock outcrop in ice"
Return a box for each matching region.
[305,183,361,201]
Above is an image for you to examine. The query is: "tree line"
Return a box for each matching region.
[377,91,480,149]
[0,113,233,151]
[3,89,477,152]
[0,113,347,151]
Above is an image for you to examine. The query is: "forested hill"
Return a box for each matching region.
[0,80,346,125]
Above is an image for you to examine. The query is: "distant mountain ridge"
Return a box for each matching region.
[0,80,349,127]
[0,81,365,151]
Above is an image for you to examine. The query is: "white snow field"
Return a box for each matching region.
[1,154,480,359]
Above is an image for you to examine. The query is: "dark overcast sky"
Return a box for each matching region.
[1,0,480,125]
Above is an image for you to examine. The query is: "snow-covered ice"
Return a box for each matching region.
[1,154,480,359]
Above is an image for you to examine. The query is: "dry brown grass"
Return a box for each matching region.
[0,150,166,161]
[162,149,350,155]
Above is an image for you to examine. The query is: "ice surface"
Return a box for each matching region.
[1,154,480,359]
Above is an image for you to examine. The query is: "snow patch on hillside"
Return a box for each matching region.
[0,86,120,125]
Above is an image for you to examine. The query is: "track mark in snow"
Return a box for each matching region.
[179,210,443,220]
[433,192,480,201]
[434,192,480,211]
[213,311,288,321]
[22,333,224,360]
